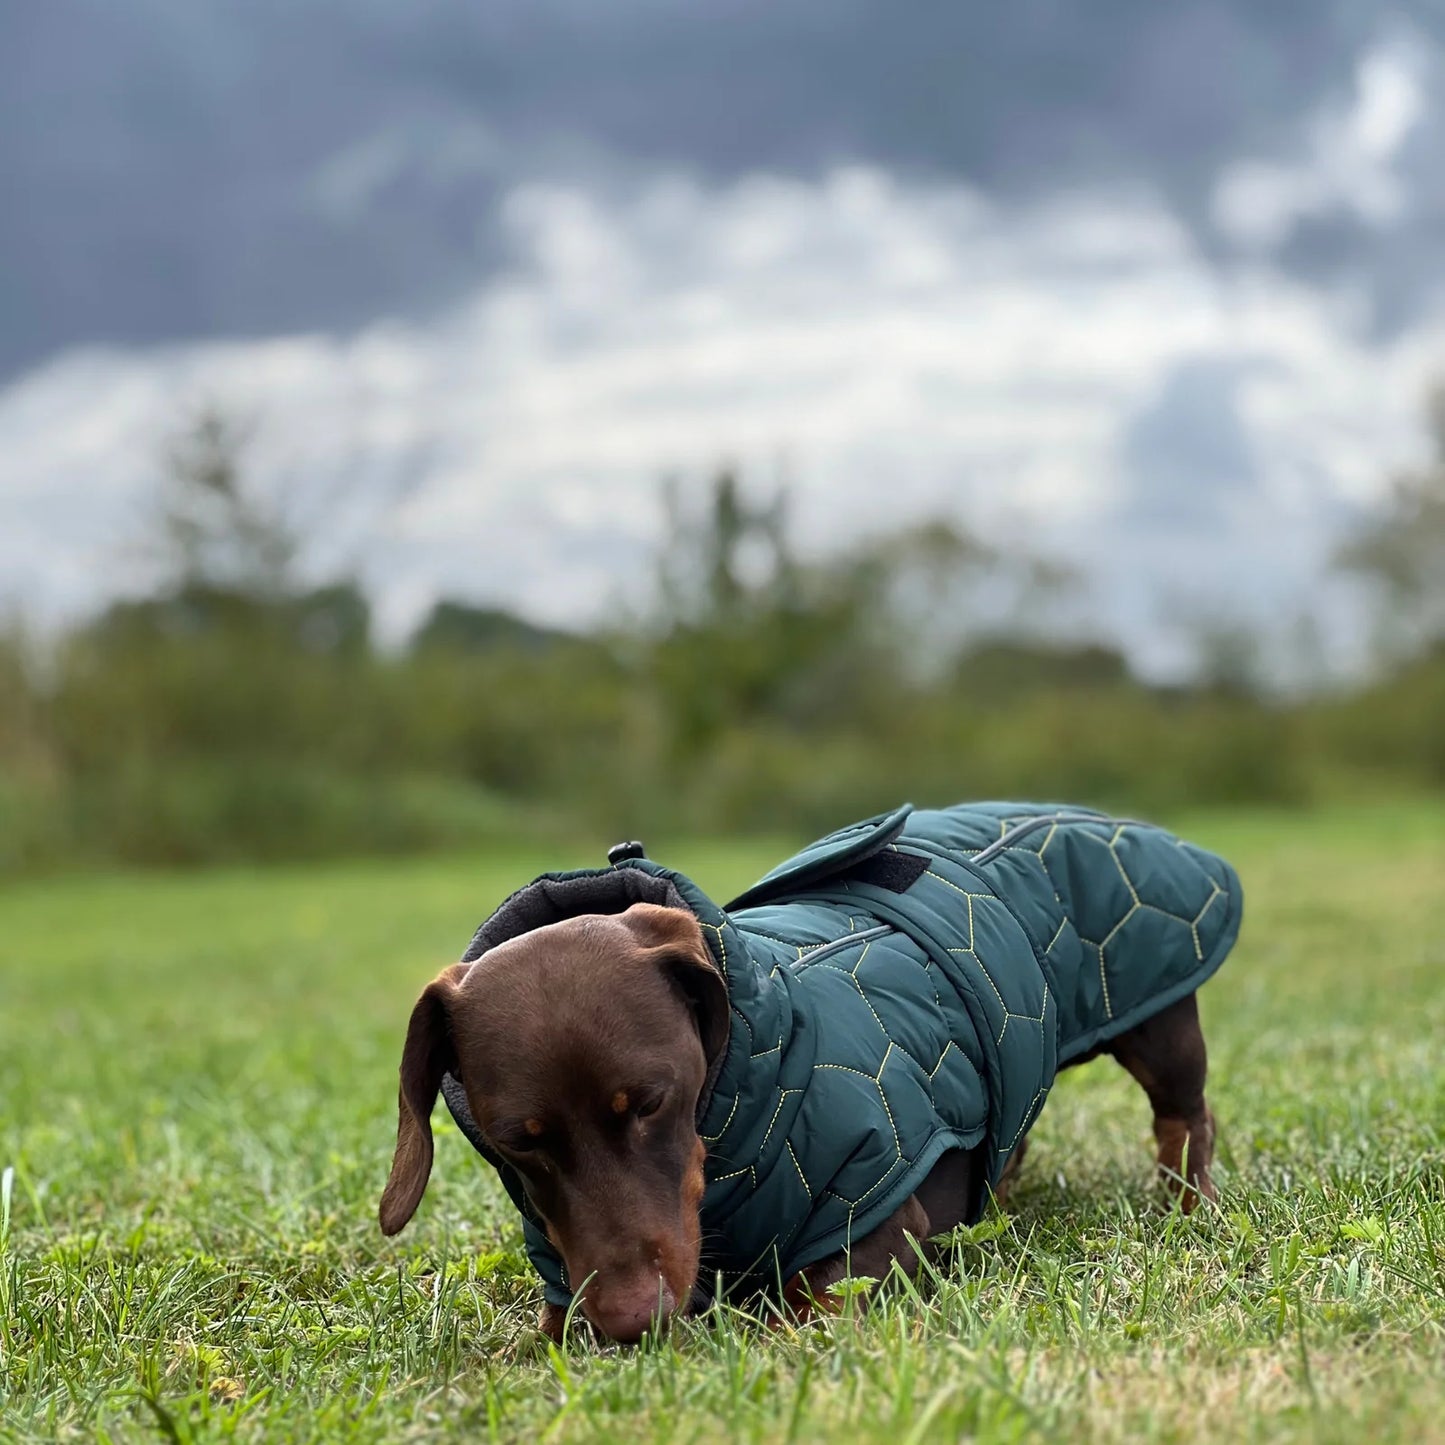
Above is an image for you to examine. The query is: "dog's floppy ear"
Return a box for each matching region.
[379,962,469,1236]
[619,903,730,1068]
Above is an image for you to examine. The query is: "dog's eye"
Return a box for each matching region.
[627,1091,664,1121]
[492,1122,549,1155]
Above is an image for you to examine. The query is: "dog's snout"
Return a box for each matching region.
[580,1265,679,1343]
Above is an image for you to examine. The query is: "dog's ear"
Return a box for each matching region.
[619,903,730,1068]
[379,962,469,1236]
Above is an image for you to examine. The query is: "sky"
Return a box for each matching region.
[3,1,1444,678]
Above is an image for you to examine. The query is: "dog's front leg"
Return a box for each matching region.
[781,1193,931,1322]
[538,1301,568,1342]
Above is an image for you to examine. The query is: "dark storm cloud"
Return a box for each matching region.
[0,0,511,377]
[2,0,1441,379]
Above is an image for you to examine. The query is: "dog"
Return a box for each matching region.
[379,802,1241,1343]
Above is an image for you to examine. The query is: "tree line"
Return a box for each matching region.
[1,403,1441,872]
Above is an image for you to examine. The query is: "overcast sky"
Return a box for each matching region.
[3,1,1444,677]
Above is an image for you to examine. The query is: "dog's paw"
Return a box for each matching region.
[1155,1109,1217,1213]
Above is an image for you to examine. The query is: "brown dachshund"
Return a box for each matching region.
[379,901,1216,1343]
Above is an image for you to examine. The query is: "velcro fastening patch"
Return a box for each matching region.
[839,851,929,894]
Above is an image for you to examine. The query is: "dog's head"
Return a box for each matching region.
[378,902,729,1342]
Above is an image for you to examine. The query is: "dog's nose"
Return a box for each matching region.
[585,1278,678,1344]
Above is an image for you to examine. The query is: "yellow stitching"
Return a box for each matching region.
[999,1088,1047,1152]
[785,1139,811,1201]
[728,1004,755,1046]
[966,952,1008,1013]
[1194,885,1223,924]
[700,918,729,972]
[924,870,988,902]
[849,974,889,1033]
[812,1055,908,1156]
[1190,884,1226,960]
[1097,901,1139,953]
[847,1156,906,1210]
[1009,982,1052,1031]
[759,1088,800,1154]
[742,923,804,947]
[1108,841,1142,905]
[812,1062,884,1082]
[847,937,876,977]
[930,1040,955,1078]
[701,1092,739,1143]
[1134,901,1195,924]
[1032,848,1069,911]
[873,1043,902,1154]
[712,1164,756,1186]
[836,973,938,1083]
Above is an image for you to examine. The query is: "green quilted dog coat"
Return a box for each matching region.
[440,802,1243,1308]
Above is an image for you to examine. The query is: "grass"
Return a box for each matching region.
[2,802,1444,1442]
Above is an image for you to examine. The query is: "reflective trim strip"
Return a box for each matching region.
[789,923,893,967]
[971,813,1138,866]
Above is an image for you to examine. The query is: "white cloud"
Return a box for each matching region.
[1212,36,1426,250]
[1,163,1439,677]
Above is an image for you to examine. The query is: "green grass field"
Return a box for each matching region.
[2,804,1444,1443]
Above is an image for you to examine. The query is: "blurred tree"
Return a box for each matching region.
[88,581,371,655]
[1336,386,1445,662]
[90,406,380,652]
[412,601,571,655]
[292,583,371,656]
[153,407,295,601]
[646,471,1078,771]
[842,518,1078,680]
[0,625,51,774]
[655,470,797,627]
[1191,621,1268,700]
[649,473,865,760]
[949,638,1134,699]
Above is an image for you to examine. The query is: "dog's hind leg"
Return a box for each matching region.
[1108,991,1217,1212]
[992,1135,1029,1207]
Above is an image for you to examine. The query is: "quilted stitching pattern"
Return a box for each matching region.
[688,804,1241,1288]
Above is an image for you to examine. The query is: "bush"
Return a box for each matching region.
[0,590,1438,875]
